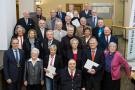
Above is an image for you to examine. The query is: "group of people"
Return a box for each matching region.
[3,3,131,90]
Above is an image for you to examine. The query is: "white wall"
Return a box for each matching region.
[0,0,16,50]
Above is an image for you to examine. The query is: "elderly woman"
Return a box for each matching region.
[66,38,83,70]
[23,29,42,59]
[24,48,44,90]
[44,44,63,90]
[12,25,26,49]
[81,26,92,49]
[103,42,131,90]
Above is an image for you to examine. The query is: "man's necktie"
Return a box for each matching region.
[93,17,96,27]
[15,50,20,67]
[71,71,74,79]
[91,51,95,61]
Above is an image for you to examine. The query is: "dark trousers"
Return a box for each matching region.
[102,71,120,90]
[86,77,101,90]
[7,81,21,90]
[27,84,41,90]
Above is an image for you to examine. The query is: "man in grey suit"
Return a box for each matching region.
[53,20,67,42]
[87,10,100,29]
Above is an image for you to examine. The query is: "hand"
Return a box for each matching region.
[6,79,12,84]
[82,88,85,90]
[87,69,96,75]
[24,81,28,86]
[41,80,44,85]
[44,68,50,73]
[52,72,56,76]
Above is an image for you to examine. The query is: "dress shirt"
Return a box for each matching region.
[28,58,40,66]
[48,54,56,67]
[68,68,76,77]
[13,49,20,61]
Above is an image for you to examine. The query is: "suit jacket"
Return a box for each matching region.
[67,49,83,70]
[87,16,100,29]
[3,49,25,82]
[99,35,118,50]
[92,26,105,41]
[53,30,67,42]
[79,10,92,18]
[47,17,57,30]
[81,36,91,49]
[32,15,46,26]
[24,58,43,85]
[58,68,82,90]
[23,38,42,59]
[104,51,130,80]
[83,48,104,82]
[56,11,66,23]
[44,55,63,74]
[15,17,35,36]
[43,39,61,56]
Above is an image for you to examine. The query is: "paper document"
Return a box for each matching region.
[84,59,99,70]
[46,66,56,79]
[72,19,80,27]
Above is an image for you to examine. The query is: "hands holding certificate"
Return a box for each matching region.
[44,66,56,79]
[87,69,96,75]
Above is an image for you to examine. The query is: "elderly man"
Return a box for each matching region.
[24,48,44,90]
[3,38,25,90]
[58,59,82,90]
[15,11,35,36]
[53,20,67,42]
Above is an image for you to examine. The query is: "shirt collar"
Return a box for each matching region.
[28,58,40,62]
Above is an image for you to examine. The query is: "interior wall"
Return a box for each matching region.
[40,0,124,26]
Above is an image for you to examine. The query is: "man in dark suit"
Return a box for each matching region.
[99,26,118,50]
[58,59,82,90]
[56,5,66,24]
[31,7,46,26]
[3,38,25,90]
[87,10,100,29]
[36,19,48,43]
[83,37,104,90]
[15,11,35,36]
[80,3,92,19]
[92,19,105,41]
[43,30,61,56]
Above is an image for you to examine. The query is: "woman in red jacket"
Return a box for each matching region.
[103,42,131,90]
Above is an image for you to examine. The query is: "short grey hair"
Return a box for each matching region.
[109,42,117,47]
[31,48,40,55]
[49,44,57,50]
[15,25,25,35]
[70,38,79,45]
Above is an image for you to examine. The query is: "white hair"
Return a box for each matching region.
[31,48,40,55]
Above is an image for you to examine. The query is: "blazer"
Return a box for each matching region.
[80,36,91,49]
[42,39,61,56]
[24,58,43,85]
[83,48,104,81]
[104,51,131,80]
[58,68,82,90]
[99,35,118,50]
[56,11,66,23]
[15,17,35,35]
[23,38,42,59]
[43,55,63,74]
[79,10,92,18]
[67,49,83,70]
[87,16,100,29]
[3,49,25,82]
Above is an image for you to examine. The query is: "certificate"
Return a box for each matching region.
[72,19,80,27]
[46,66,56,79]
[84,59,99,70]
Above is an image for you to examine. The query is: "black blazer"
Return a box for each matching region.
[3,49,25,82]
[42,39,61,56]
[66,49,83,70]
[79,10,92,18]
[23,38,42,59]
[83,48,104,82]
[43,55,63,74]
[15,17,35,36]
[99,35,118,50]
[56,11,66,23]
[58,68,82,90]
[81,36,91,49]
